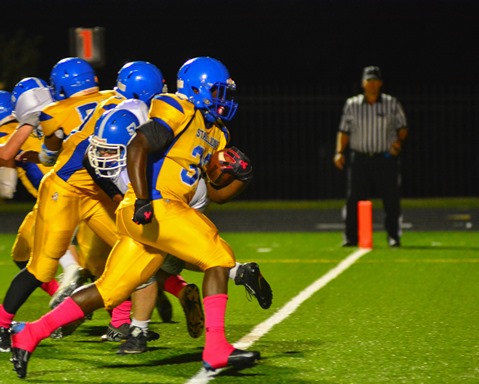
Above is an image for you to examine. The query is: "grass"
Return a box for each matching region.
[1,230,479,383]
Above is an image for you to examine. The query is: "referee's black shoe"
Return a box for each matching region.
[388,237,401,247]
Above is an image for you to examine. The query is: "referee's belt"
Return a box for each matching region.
[354,151,389,158]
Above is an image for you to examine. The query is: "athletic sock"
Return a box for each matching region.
[202,294,234,369]
[130,318,150,334]
[11,297,85,353]
[228,262,241,281]
[164,274,187,298]
[40,279,59,296]
[111,300,132,328]
[0,304,15,328]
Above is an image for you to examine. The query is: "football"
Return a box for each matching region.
[206,149,235,187]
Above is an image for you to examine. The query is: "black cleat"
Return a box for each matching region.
[117,326,150,355]
[179,284,204,338]
[146,329,160,342]
[11,347,31,378]
[100,322,130,342]
[156,289,173,323]
[203,348,261,371]
[0,326,11,352]
[235,263,273,309]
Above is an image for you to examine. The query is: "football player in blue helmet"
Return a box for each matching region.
[176,56,238,124]
[0,91,13,123]
[114,61,167,106]
[50,57,99,101]
[87,108,139,178]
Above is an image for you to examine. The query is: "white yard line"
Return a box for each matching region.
[186,247,372,384]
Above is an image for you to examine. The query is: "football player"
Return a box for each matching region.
[10,57,263,378]
[0,58,118,351]
[0,80,87,352]
[86,103,272,354]
[0,87,65,298]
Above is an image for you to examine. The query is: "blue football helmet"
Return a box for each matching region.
[176,57,238,123]
[87,108,140,178]
[0,90,13,122]
[50,57,98,101]
[11,77,54,137]
[11,77,51,111]
[114,61,167,106]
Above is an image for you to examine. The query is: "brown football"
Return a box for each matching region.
[206,149,235,187]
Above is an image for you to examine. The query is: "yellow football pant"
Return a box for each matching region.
[27,172,118,282]
[96,198,235,310]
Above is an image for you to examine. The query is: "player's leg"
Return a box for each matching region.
[10,235,164,378]
[0,176,80,351]
[11,210,60,296]
[140,200,260,370]
[117,281,160,354]
[159,257,204,338]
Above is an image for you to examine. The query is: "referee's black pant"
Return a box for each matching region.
[345,151,402,244]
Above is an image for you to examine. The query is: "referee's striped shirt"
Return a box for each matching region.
[339,93,407,154]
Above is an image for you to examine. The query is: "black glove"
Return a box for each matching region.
[133,198,153,225]
[222,146,253,182]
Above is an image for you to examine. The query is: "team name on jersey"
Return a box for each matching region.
[196,128,220,149]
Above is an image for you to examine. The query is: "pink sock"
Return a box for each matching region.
[40,279,60,296]
[110,300,132,328]
[164,274,187,298]
[202,294,234,369]
[11,297,85,353]
[0,304,15,328]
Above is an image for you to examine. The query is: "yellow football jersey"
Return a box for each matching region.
[124,93,230,205]
[41,91,116,191]
[40,90,116,137]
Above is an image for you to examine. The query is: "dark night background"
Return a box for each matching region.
[1,0,479,200]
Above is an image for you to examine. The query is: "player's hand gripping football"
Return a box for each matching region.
[133,198,154,225]
[221,147,253,182]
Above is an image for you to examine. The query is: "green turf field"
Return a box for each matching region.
[0,230,478,383]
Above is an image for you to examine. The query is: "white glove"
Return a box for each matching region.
[0,167,18,199]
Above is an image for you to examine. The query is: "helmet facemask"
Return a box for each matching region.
[87,136,126,178]
[192,79,238,123]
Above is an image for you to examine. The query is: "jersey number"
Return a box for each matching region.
[180,145,210,186]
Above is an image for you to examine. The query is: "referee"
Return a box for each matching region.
[333,66,408,247]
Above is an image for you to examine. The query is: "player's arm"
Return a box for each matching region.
[0,124,33,161]
[15,133,63,165]
[82,153,124,203]
[206,178,250,204]
[127,119,173,224]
